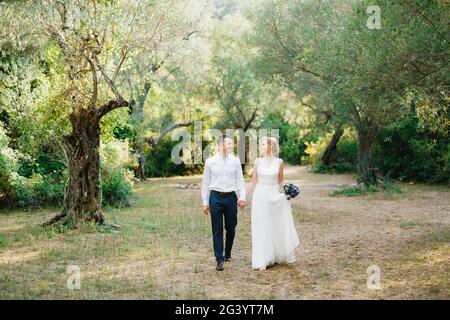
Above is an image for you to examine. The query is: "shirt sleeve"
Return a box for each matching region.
[236,160,246,202]
[201,160,211,206]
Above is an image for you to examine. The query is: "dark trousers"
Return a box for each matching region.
[209,190,238,263]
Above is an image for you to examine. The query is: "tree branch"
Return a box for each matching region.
[92,53,127,104]
[83,53,98,109]
[97,99,129,119]
[145,122,193,147]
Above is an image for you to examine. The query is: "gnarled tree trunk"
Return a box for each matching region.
[44,99,128,228]
[321,126,344,166]
[356,126,380,186]
[44,109,104,227]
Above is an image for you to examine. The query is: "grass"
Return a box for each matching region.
[382,227,450,299]
[0,234,9,249]
[330,180,404,197]
[400,222,420,229]
[0,166,449,299]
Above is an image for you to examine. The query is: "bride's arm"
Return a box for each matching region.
[245,162,258,198]
[278,159,285,190]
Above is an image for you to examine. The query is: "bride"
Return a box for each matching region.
[246,137,300,270]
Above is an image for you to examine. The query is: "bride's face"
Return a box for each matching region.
[259,140,268,156]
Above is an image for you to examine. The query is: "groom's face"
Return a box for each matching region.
[220,138,233,156]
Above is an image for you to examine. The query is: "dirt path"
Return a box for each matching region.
[0,166,448,299]
[146,166,449,299]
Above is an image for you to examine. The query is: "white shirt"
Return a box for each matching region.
[201,153,246,206]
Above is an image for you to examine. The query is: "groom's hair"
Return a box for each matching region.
[217,134,231,146]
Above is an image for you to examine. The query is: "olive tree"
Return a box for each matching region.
[0,0,198,227]
[248,0,449,185]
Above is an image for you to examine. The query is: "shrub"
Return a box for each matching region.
[144,138,203,177]
[260,112,307,164]
[9,173,40,207]
[330,180,403,197]
[99,139,134,207]
[0,126,18,203]
[101,165,133,208]
[375,113,449,184]
[33,175,65,206]
[336,132,358,170]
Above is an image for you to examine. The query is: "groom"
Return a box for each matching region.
[201,134,246,271]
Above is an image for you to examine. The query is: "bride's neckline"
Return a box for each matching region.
[259,156,277,165]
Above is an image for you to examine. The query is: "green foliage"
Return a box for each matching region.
[0,42,70,208]
[314,161,355,174]
[3,136,67,208]
[101,165,133,208]
[330,185,369,197]
[9,172,65,208]
[308,129,357,173]
[330,180,403,197]
[260,112,307,164]
[144,138,203,178]
[0,125,17,203]
[99,139,134,207]
[375,107,449,184]
[33,176,65,206]
[0,233,8,249]
[317,137,357,174]
[0,0,448,214]
[113,125,136,141]
[336,135,358,169]
[249,0,449,186]
[379,181,404,194]
[210,26,273,130]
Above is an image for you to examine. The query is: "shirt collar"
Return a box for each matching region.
[215,152,232,161]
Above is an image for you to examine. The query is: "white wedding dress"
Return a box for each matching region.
[251,157,300,270]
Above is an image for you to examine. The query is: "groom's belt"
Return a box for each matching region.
[211,190,236,197]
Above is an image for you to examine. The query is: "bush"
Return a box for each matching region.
[8,172,65,208]
[99,139,134,207]
[144,138,203,177]
[33,176,65,206]
[336,133,358,169]
[260,112,307,164]
[0,126,18,203]
[375,113,449,184]
[330,180,403,197]
[101,165,133,207]
[9,173,35,207]
[1,136,135,209]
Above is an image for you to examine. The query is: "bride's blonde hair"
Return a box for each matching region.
[259,136,279,156]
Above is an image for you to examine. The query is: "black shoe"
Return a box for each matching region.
[224,256,231,263]
[216,260,224,271]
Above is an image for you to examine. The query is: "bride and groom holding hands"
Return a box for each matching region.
[201,134,300,272]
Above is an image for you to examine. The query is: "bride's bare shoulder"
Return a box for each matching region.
[276,157,285,165]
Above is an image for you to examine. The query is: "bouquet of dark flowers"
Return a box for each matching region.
[283,183,300,200]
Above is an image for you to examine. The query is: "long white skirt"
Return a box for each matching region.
[251,183,300,270]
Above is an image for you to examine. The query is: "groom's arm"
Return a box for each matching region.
[236,161,246,204]
[201,160,211,207]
